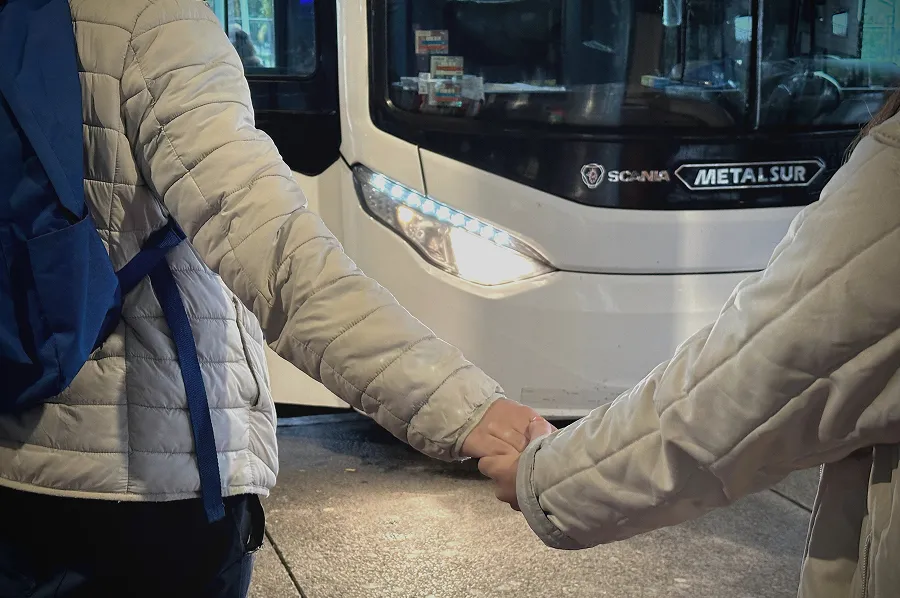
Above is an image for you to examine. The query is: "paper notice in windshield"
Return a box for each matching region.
[417,73,431,95]
[430,55,464,78]
[461,75,484,102]
[427,80,463,107]
[415,30,449,55]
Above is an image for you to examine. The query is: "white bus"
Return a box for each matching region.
[211,0,900,417]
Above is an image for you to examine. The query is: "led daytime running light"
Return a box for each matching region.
[352,164,554,286]
[368,172,514,250]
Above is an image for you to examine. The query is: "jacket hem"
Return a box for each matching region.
[516,436,587,550]
[0,476,271,502]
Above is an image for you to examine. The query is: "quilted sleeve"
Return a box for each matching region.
[119,0,503,461]
[516,133,900,549]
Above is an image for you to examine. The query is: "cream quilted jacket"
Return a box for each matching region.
[516,121,900,597]
[0,0,502,501]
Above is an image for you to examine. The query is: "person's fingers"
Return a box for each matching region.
[526,417,556,441]
[461,399,549,458]
[478,455,511,479]
[464,432,518,459]
[481,455,521,509]
[495,485,519,510]
[486,420,529,453]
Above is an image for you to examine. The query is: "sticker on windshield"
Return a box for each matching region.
[675,160,826,191]
[461,75,485,102]
[427,81,463,107]
[415,30,449,55]
[431,56,464,78]
[417,72,431,95]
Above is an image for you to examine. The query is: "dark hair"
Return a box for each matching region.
[848,89,900,157]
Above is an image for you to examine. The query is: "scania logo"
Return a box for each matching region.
[581,164,605,189]
[675,159,826,191]
[581,164,671,188]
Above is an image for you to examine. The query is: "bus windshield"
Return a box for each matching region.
[382,0,900,130]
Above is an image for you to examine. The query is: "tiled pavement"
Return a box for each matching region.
[249,413,818,598]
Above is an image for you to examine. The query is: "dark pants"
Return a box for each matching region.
[0,487,265,598]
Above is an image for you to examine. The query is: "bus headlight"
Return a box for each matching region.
[353,165,555,286]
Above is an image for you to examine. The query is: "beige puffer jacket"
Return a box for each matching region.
[0,0,502,501]
[516,118,900,597]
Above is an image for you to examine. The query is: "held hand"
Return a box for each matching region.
[478,417,556,510]
[460,399,556,459]
[479,453,521,510]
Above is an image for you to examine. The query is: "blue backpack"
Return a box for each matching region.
[0,0,224,522]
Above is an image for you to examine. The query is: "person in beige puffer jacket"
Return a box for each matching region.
[0,1,553,596]
[481,93,900,598]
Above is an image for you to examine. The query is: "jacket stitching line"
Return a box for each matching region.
[78,70,121,82]
[217,174,293,208]
[292,342,414,430]
[311,354,413,430]
[318,305,391,369]
[123,356,246,364]
[130,447,246,455]
[539,429,658,497]
[873,129,900,149]
[84,178,140,188]
[122,83,147,107]
[158,100,250,130]
[133,15,219,40]
[303,274,361,300]
[271,234,339,275]
[95,228,173,235]
[192,176,298,261]
[124,314,234,321]
[83,123,126,136]
[150,266,213,274]
[229,211,298,254]
[361,335,437,395]
[183,137,263,172]
[538,438,709,536]
[73,19,133,35]
[148,61,242,78]
[293,339,480,454]
[109,112,122,238]
[408,364,475,425]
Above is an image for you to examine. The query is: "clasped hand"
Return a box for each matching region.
[461,399,556,510]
